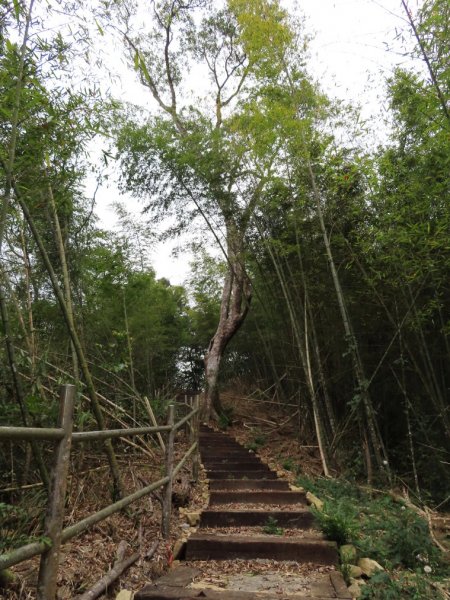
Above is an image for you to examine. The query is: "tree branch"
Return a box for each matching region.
[401,0,450,124]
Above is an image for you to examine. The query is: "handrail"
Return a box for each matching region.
[71,424,171,441]
[0,411,199,443]
[0,427,65,441]
[0,441,199,571]
[173,407,199,431]
[0,389,201,598]
[173,441,197,478]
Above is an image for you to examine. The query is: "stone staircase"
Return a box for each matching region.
[136,427,351,599]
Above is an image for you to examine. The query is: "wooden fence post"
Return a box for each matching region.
[162,404,175,539]
[191,395,200,482]
[37,384,75,600]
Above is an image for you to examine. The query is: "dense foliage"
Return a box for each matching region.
[0,0,448,507]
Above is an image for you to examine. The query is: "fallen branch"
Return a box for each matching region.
[77,539,159,600]
[424,507,448,554]
[143,396,165,452]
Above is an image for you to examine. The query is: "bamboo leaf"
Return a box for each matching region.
[12,0,21,22]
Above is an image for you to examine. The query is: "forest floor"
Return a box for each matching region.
[2,390,450,599]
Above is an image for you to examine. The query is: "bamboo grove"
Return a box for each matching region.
[0,0,449,506]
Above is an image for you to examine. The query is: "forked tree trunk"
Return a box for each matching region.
[204,233,251,419]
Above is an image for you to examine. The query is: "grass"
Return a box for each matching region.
[262,516,284,536]
[297,475,449,599]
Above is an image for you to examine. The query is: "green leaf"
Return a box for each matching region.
[13,0,21,22]
[139,56,152,85]
[94,19,104,36]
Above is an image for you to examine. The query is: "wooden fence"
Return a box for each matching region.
[0,384,201,600]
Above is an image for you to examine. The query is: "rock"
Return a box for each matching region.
[340,544,357,563]
[306,491,324,511]
[350,577,366,586]
[185,511,201,526]
[289,485,305,492]
[348,582,362,598]
[358,557,384,577]
[348,565,363,578]
[173,539,186,558]
[276,470,285,478]
[116,591,133,600]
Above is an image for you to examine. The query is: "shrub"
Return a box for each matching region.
[281,457,296,471]
[311,501,358,546]
[360,571,445,600]
[262,517,284,536]
[218,407,233,430]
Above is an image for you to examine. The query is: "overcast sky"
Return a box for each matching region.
[93,0,421,286]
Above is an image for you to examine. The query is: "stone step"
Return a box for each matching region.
[200,509,314,528]
[137,585,348,600]
[200,445,243,452]
[136,586,347,600]
[201,452,262,461]
[200,447,253,454]
[202,459,264,468]
[207,470,278,480]
[209,479,289,491]
[136,566,351,600]
[185,533,337,563]
[210,491,307,505]
[204,462,271,471]
[199,436,243,448]
[199,433,240,445]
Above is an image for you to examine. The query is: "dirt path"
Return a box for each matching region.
[135,427,351,600]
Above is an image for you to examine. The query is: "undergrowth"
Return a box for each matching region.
[0,490,46,553]
[245,430,267,451]
[262,516,284,536]
[297,475,449,599]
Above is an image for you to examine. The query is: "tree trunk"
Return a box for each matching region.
[204,229,251,419]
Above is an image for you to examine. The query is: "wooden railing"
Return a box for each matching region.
[0,384,201,600]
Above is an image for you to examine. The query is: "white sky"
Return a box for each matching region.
[92,0,421,286]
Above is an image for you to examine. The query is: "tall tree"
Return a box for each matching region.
[108,0,314,416]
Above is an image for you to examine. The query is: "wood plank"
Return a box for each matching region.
[209,491,306,504]
[185,534,337,563]
[136,584,341,600]
[200,509,314,528]
[208,479,289,491]
[207,470,277,479]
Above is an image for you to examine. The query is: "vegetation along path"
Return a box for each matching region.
[136,427,351,600]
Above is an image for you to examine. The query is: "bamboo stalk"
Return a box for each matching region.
[191,396,200,482]
[0,427,64,441]
[37,385,75,600]
[162,405,175,539]
[143,396,165,451]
